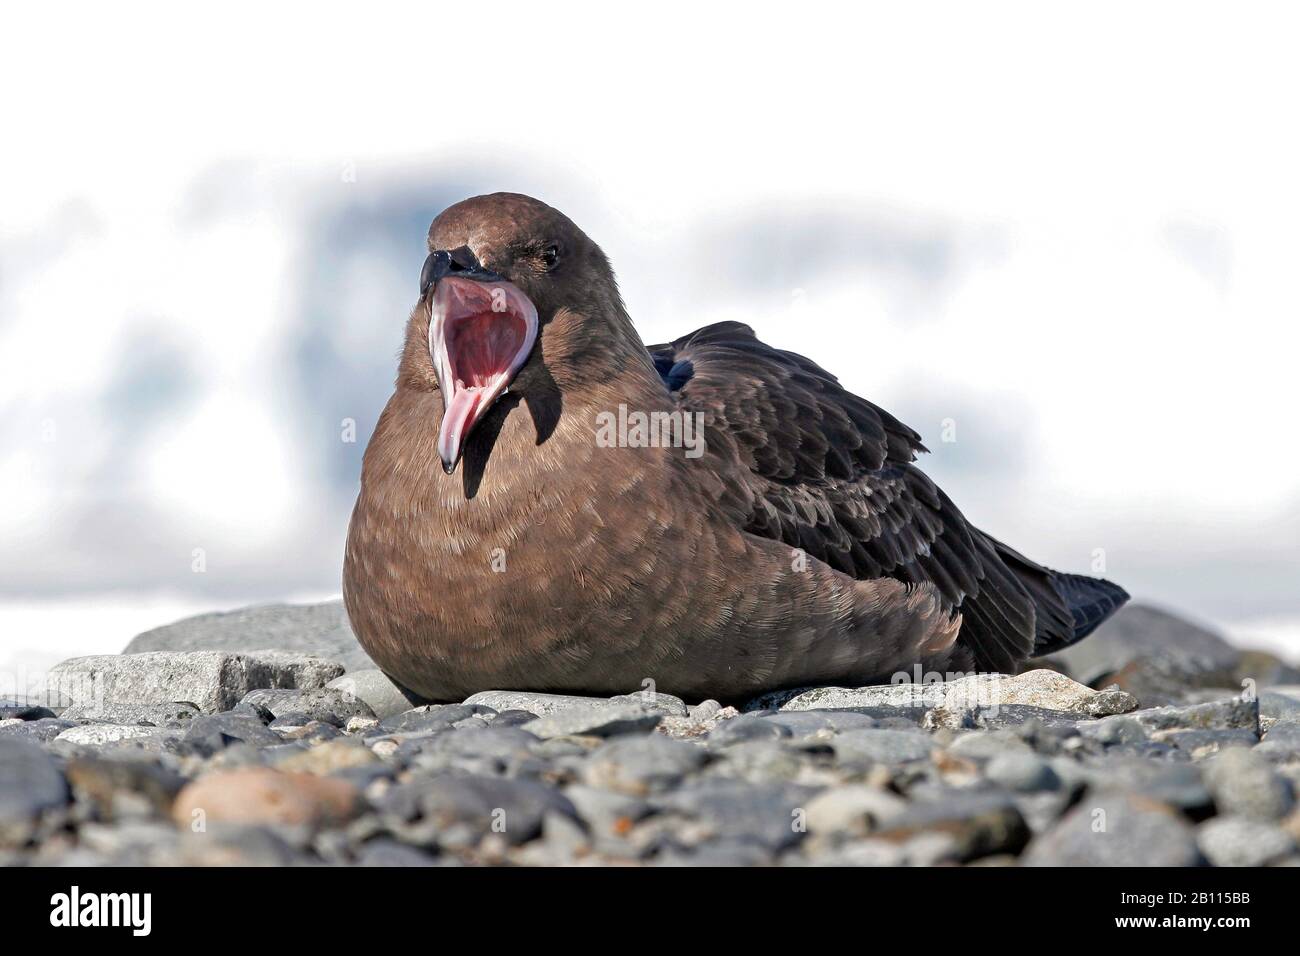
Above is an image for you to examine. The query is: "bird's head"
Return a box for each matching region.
[406,192,635,474]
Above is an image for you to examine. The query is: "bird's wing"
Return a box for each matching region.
[647,321,1073,672]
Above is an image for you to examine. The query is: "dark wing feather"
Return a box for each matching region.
[647,321,1091,672]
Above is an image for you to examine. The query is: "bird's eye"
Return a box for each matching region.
[540,243,560,270]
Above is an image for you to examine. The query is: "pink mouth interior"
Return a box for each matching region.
[431,276,538,471]
[446,310,528,393]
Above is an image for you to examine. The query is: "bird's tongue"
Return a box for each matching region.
[437,385,485,471]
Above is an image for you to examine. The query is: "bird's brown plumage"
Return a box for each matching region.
[343,193,1127,703]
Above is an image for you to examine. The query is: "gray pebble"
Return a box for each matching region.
[985,753,1061,792]
[378,773,578,847]
[182,711,282,753]
[1197,816,1296,867]
[241,687,375,727]
[832,728,935,765]
[1202,748,1295,820]
[656,779,818,851]
[380,704,495,734]
[0,738,68,839]
[327,669,428,720]
[1023,793,1201,866]
[584,735,708,795]
[521,703,661,739]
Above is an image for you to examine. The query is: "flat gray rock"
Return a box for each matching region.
[60,701,200,724]
[54,725,176,747]
[522,703,662,740]
[1047,603,1241,686]
[765,669,1132,719]
[1261,687,1300,724]
[379,703,494,734]
[463,690,602,716]
[45,651,344,717]
[1123,696,1259,736]
[124,600,374,672]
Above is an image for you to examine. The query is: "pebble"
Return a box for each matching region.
[562,784,651,835]
[1023,793,1202,866]
[947,730,1035,759]
[583,735,708,795]
[463,690,602,716]
[1255,722,1300,762]
[183,711,283,753]
[378,773,578,847]
[708,740,807,783]
[1130,696,1259,735]
[1162,728,1259,758]
[522,702,662,739]
[803,784,908,835]
[1197,816,1297,867]
[17,607,1300,868]
[706,714,793,746]
[0,700,56,720]
[356,839,441,866]
[60,700,201,724]
[0,717,77,743]
[871,791,1030,862]
[984,753,1061,792]
[770,669,1132,718]
[274,738,380,775]
[0,738,68,840]
[1259,688,1300,725]
[240,687,375,726]
[1202,748,1296,820]
[55,725,174,746]
[379,703,494,734]
[345,715,381,734]
[656,779,818,851]
[172,767,362,828]
[1074,757,1211,812]
[327,669,427,719]
[830,729,935,765]
[65,757,185,821]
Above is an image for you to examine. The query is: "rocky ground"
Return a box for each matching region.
[2,602,1299,867]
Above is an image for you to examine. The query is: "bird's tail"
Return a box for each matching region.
[987,537,1130,657]
[1044,570,1130,650]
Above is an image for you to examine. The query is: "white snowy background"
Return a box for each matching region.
[3,2,1298,677]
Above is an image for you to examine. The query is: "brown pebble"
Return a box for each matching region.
[171,767,361,828]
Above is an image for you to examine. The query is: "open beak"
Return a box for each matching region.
[426,252,539,474]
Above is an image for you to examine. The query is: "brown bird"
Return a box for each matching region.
[343,193,1127,703]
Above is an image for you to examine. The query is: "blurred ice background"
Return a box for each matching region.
[2,2,1298,675]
